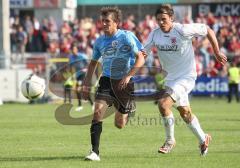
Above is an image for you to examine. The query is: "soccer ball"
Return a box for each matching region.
[21,74,46,100]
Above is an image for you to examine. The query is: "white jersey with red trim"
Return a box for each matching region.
[144,23,208,80]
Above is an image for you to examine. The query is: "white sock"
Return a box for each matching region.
[162,113,175,143]
[187,116,206,144]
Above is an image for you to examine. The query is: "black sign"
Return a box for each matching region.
[193,3,240,17]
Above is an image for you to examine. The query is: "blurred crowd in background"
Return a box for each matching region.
[9,12,240,78]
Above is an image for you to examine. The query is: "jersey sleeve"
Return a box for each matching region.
[180,23,208,39]
[143,30,155,55]
[92,39,101,61]
[127,32,144,54]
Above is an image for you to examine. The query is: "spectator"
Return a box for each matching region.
[15,26,27,63]
[122,14,136,30]
[199,38,211,70]
[62,65,74,104]
[24,15,33,35]
[9,10,240,78]
[227,61,240,103]
[228,36,240,56]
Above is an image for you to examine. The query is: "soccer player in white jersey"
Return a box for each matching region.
[144,4,227,156]
[82,7,145,161]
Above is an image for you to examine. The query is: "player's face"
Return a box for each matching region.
[101,14,118,36]
[156,13,173,33]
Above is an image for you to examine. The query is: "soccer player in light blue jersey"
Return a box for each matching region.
[82,7,145,161]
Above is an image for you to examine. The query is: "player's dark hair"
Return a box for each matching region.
[100,6,122,23]
[155,4,174,17]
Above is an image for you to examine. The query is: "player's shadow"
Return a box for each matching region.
[0,155,84,162]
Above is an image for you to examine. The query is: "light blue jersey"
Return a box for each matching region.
[92,29,143,79]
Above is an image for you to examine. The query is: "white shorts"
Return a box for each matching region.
[164,77,195,107]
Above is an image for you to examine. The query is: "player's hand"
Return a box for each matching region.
[141,50,147,59]
[215,52,227,65]
[119,76,132,90]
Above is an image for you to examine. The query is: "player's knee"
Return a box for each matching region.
[177,106,193,123]
[114,119,126,129]
[114,122,124,129]
[115,123,124,129]
[158,100,170,114]
[93,109,103,121]
[180,111,192,123]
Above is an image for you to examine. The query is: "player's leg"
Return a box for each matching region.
[158,94,176,154]
[175,77,211,156]
[111,78,135,129]
[114,111,128,129]
[85,99,108,161]
[113,97,135,129]
[177,106,211,156]
[177,106,206,141]
[85,76,113,161]
[113,96,134,129]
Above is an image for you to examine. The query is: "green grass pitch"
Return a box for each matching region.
[0,97,239,168]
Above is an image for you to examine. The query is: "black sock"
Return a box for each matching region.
[77,92,82,106]
[90,120,102,155]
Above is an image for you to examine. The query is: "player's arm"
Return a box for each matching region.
[119,32,146,89]
[128,51,145,76]
[119,51,145,89]
[83,60,98,85]
[82,40,101,99]
[82,60,99,99]
[206,27,227,65]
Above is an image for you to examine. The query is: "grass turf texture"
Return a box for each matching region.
[0,97,239,168]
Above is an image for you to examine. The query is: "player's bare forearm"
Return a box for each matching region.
[127,51,145,77]
[207,27,227,65]
[207,27,220,55]
[83,60,98,85]
[82,60,98,99]
[119,51,145,89]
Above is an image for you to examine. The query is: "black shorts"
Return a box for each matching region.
[95,76,136,114]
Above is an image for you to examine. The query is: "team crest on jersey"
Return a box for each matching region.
[112,40,118,48]
[119,45,131,53]
[171,37,177,44]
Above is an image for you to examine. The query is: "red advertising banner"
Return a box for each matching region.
[34,0,59,8]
